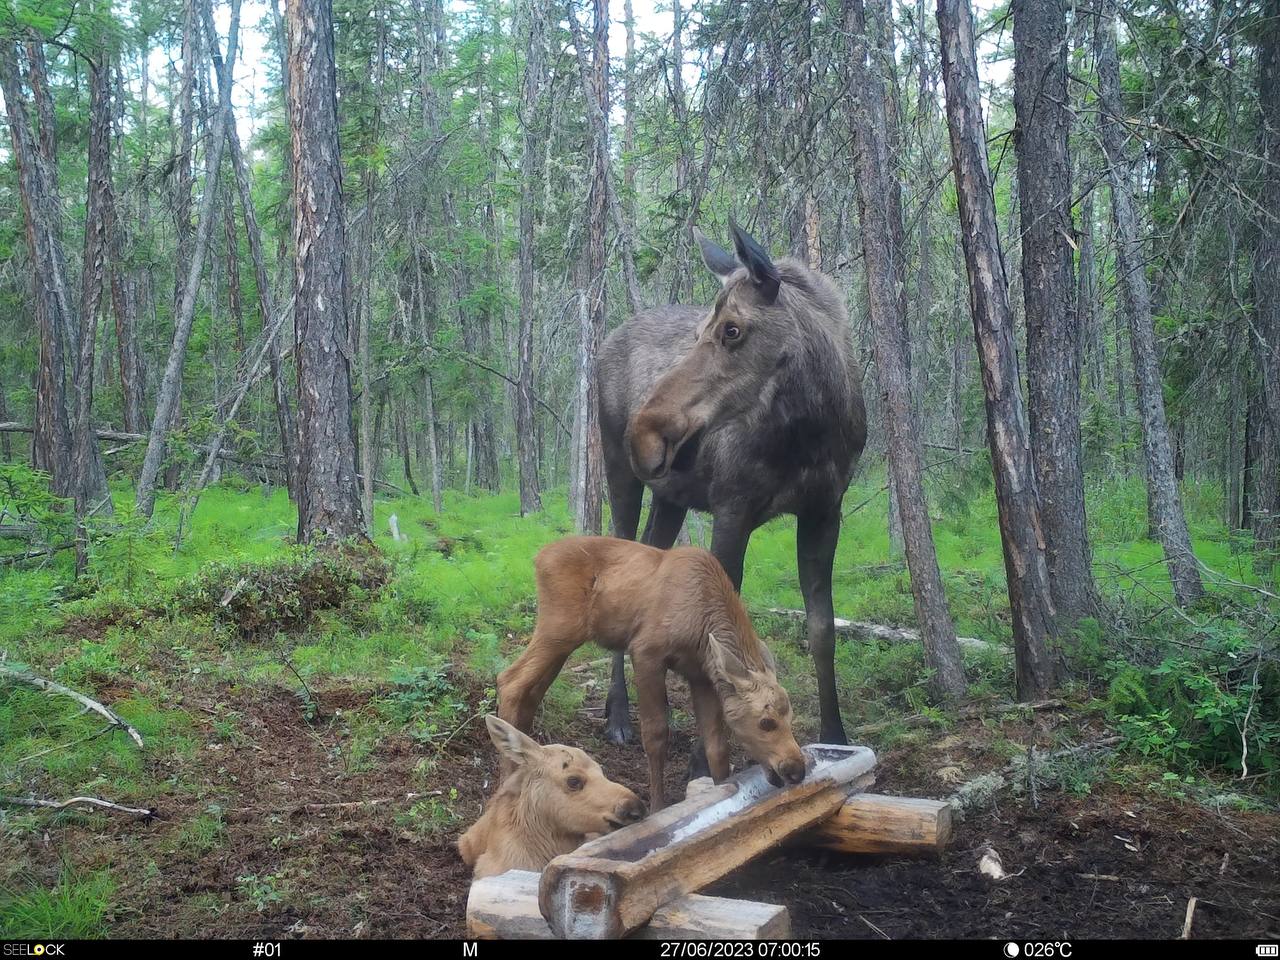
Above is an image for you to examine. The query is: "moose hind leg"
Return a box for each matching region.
[604,652,634,745]
[798,506,847,744]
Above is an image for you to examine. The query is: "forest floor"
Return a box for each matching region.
[2,475,1278,938]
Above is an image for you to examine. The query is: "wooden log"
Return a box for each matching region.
[802,793,953,856]
[540,743,876,939]
[467,870,790,940]
[763,607,1004,655]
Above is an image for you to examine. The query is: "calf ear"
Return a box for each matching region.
[728,219,781,305]
[706,631,753,693]
[485,715,542,766]
[694,226,739,283]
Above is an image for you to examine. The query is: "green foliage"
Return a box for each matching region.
[0,869,113,940]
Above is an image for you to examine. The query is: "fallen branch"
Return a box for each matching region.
[948,736,1123,818]
[852,698,1064,736]
[1,795,154,818]
[0,542,75,566]
[1181,896,1198,939]
[763,608,1004,655]
[0,664,144,747]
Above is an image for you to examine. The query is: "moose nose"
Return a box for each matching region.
[779,758,807,785]
[616,795,646,824]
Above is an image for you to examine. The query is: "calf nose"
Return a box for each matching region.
[617,795,646,823]
[779,757,807,785]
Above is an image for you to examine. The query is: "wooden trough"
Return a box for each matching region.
[467,743,954,940]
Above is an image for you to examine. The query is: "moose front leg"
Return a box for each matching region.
[798,505,847,745]
[688,676,731,782]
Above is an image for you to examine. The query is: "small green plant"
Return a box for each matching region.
[0,869,113,939]
[236,873,285,913]
[395,789,461,838]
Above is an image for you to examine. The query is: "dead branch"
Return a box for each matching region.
[853,698,1064,735]
[763,608,1003,655]
[948,736,1124,818]
[0,664,144,746]
[1,795,154,818]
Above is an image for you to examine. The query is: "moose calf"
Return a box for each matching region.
[457,715,645,879]
[498,536,807,809]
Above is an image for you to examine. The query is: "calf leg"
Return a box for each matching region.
[604,495,688,745]
[683,512,755,780]
[632,654,672,810]
[798,504,847,744]
[688,677,731,782]
[497,638,572,735]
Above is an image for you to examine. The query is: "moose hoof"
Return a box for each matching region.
[603,715,635,745]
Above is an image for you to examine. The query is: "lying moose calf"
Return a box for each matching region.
[458,715,646,879]
[498,536,807,809]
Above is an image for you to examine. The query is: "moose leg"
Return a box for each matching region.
[497,639,572,736]
[688,677,731,782]
[682,512,755,780]
[604,495,687,745]
[798,505,847,744]
[632,653,672,810]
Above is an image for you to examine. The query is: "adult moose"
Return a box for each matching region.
[598,220,867,748]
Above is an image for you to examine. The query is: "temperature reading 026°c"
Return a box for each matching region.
[1005,943,1073,959]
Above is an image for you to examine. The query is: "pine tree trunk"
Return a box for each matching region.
[136,0,241,518]
[1012,0,1099,627]
[286,0,364,542]
[845,0,966,700]
[1094,0,1205,606]
[0,39,74,494]
[516,0,547,515]
[937,0,1059,699]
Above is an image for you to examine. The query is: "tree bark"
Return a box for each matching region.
[205,12,299,503]
[287,0,365,542]
[1252,0,1280,553]
[0,39,73,494]
[1094,0,1205,607]
[516,0,547,515]
[844,0,966,700]
[135,0,241,517]
[1012,0,1099,627]
[936,0,1059,699]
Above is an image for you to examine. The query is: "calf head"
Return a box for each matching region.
[628,221,796,481]
[485,715,646,838]
[704,633,807,787]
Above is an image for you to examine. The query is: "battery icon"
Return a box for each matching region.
[1257,946,1278,957]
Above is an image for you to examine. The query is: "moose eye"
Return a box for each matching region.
[566,776,584,792]
[723,323,742,343]
[759,717,778,733]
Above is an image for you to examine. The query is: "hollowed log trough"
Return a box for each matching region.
[466,743,954,940]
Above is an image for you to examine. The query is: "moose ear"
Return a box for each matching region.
[728,219,781,305]
[485,715,543,766]
[706,631,752,693]
[694,226,739,282]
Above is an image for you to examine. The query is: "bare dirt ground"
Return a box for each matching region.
[17,678,1280,940]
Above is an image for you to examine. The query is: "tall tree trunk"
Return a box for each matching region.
[1094,0,1205,606]
[1012,0,1099,627]
[936,0,1059,699]
[72,50,118,567]
[0,40,73,494]
[136,0,242,518]
[1252,0,1280,555]
[844,0,966,699]
[516,0,547,515]
[287,0,364,542]
[204,0,299,502]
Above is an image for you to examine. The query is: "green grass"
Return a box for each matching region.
[1,465,1277,937]
[0,870,114,939]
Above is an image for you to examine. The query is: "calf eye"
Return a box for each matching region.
[759,717,778,732]
[723,323,741,343]
[566,776,584,791]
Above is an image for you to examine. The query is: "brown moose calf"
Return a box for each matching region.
[457,715,645,879]
[498,536,807,809]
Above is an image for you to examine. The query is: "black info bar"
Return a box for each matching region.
[1,941,1274,959]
